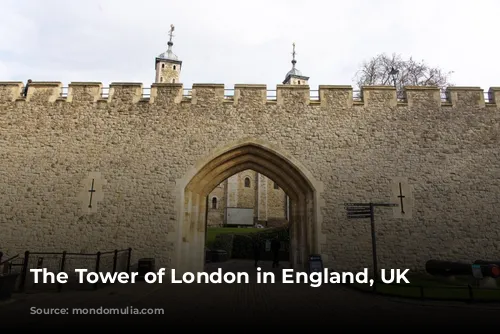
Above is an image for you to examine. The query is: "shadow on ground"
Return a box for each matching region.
[1,260,499,330]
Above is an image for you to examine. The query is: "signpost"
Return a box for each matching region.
[308,254,324,273]
[344,202,398,288]
[471,264,483,279]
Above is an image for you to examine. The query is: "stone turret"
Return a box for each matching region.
[155,24,182,84]
[282,42,309,85]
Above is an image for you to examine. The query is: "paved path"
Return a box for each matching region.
[1,260,499,330]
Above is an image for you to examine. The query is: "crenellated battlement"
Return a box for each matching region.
[2,76,500,275]
[0,81,499,107]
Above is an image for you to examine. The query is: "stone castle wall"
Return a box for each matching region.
[0,81,499,272]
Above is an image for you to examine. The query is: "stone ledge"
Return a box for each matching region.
[69,82,102,86]
[29,82,62,87]
[192,84,225,88]
[109,82,143,86]
[404,86,439,90]
[446,86,482,91]
[234,84,266,89]
[319,85,353,90]
[151,83,183,88]
[276,84,310,89]
[361,85,395,90]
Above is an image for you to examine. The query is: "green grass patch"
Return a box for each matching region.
[349,274,500,301]
[206,227,260,247]
[470,288,500,301]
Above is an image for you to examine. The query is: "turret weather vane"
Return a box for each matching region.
[168,24,175,43]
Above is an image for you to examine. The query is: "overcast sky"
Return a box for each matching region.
[1,0,498,90]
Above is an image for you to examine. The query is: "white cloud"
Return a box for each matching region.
[0,0,498,89]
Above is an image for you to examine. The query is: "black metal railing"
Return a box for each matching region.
[0,252,20,275]
[440,91,449,102]
[15,248,132,293]
[353,90,362,101]
[484,91,494,103]
[397,91,406,102]
[101,87,109,98]
[439,91,494,103]
[49,87,496,104]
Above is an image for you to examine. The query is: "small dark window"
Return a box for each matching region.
[211,197,217,209]
[244,177,251,188]
[162,64,165,69]
[173,65,176,70]
[274,182,279,190]
[172,79,175,83]
[298,80,301,84]
[160,77,163,82]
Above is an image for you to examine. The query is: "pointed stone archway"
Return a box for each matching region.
[173,138,324,273]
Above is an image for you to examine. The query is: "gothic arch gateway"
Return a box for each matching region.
[174,139,324,273]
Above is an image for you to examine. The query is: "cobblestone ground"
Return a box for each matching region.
[1,260,499,330]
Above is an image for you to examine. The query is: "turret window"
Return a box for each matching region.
[160,77,163,82]
[162,64,165,69]
[173,65,176,70]
[244,177,251,188]
[298,80,301,84]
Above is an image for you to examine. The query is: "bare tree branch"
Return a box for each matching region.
[353,53,453,92]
